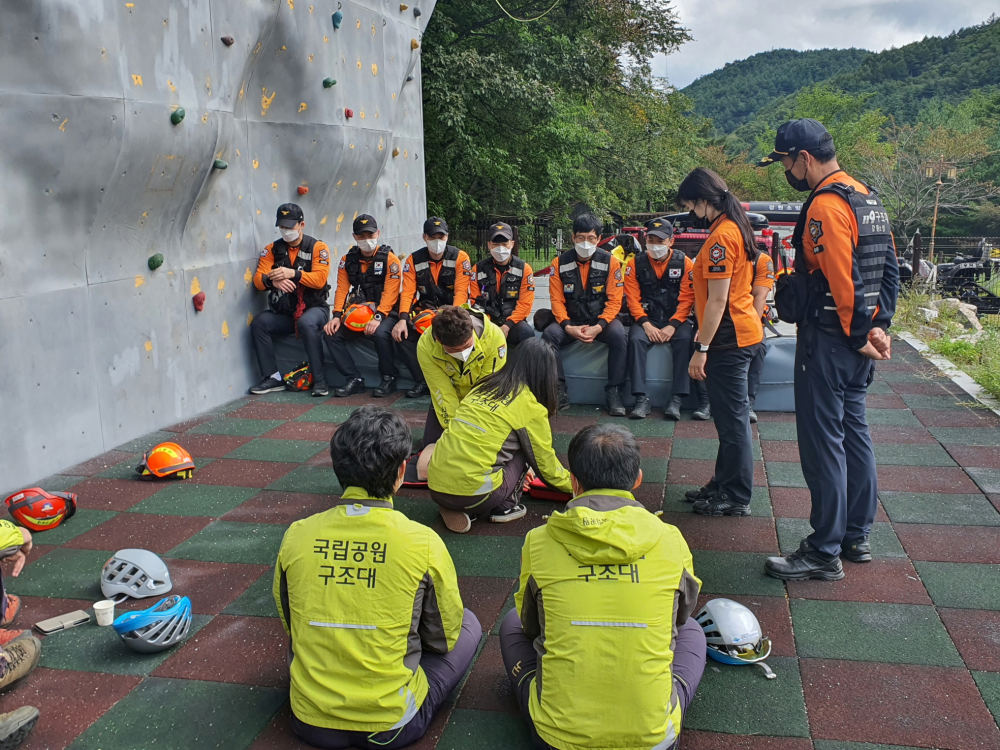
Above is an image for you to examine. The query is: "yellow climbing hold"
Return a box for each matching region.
[135,275,145,288]
[320,215,328,225]
[261,87,276,117]
[357,59,362,69]
[217,278,226,291]
[126,2,134,7]
[323,35,329,43]
[400,3,408,10]
[252,159,259,169]
[168,79,176,92]
[247,312,254,326]
[59,119,68,131]
[352,181,358,186]
[226,231,233,239]
[372,63,378,76]
[244,267,253,285]
[356,18,361,28]
[145,341,153,352]
[378,138,384,151]
[201,113,208,123]
[190,277,201,295]
[222,321,230,337]
[411,39,419,50]
[308,53,314,62]
[131,74,143,86]
[392,147,399,157]
[272,182,278,190]
[360,111,365,119]
[287,0,293,8]
[298,102,307,112]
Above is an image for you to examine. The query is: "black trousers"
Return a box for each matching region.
[251,307,329,383]
[704,343,761,507]
[541,319,627,390]
[323,317,397,379]
[627,320,694,400]
[396,323,426,385]
[501,320,536,347]
[747,340,767,408]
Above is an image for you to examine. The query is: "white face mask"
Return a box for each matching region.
[490,246,512,264]
[427,239,447,257]
[358,237,378,253]
[447,345,474,362]
[280,228,299,243]
[647,243,671,260]
[575,241,597,259]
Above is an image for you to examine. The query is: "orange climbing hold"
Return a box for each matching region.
[298,186,309,195]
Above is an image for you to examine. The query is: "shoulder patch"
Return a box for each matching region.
[687,270,693,281]
[765,259,774,273]
[624,265,631,276]
[615,268,622,281]
[390,263,399,273]
[709,243,726,264]
[497,345,507,359]
[403,262,410,272]
[259,248,269,258]
[526,274,535,285]
[338,259,346,269]
[808,218,823,244]
[462,260,471,271]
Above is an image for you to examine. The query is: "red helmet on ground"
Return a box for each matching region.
[4,488,78,532]
[412,309,436,335]
[283,362,314,392]
[343,303,376,331]
[136,442,195,480]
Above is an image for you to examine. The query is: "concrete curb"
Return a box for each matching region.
[898,331,1000,418]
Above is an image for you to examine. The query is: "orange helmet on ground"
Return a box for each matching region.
[4,488,78,532]
[136,442,195,480]
[343,303,376,331]
[283,362,313,392]
[412,309,436,335]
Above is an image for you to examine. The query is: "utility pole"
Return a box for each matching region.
[924,155,958,265]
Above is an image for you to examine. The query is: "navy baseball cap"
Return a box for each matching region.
[644,217,674,240]
[275,203,304,228]
[488,222,513,241]
[758,119,833,166]
[353,214,378,234]
[423,217,449,236]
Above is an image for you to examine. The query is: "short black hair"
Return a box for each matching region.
[433,305,474,347]
[567,424,641,492]
[572,213,603,236]
[330,405,411,499]
[804,136,837,164]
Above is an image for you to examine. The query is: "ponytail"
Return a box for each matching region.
[677,167,760,263]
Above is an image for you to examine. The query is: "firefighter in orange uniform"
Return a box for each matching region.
[469,222,536,348]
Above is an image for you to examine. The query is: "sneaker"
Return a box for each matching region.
[557,386,570,411]
[490,504,527,523]
[0,706,39,749]
[606,387,626,417]
[692,493,752,517]
[684,482,718,503]
[629,396,651,420]
[334,377,366,397]
[0,632,26,649]
[249,376,284,395]
[1,597,18,628]
[692,402,711,421]
[373,376,397,398]
[311,381,329,398]
[0,636,41,693]
[748,408,758,424]
[664,396,682,421]
[841,536,872,563]
[439,507,472,534]
[406,381,430,398]
[765,540,845,582]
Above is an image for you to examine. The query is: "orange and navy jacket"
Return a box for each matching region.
[398,250,472,316]
[331,249,402,318]
[691,215,763,350]
[253,240,331,292]
[549,255,624,328]
[623,254,695,328]
[753,252,775,291]
[469,261,536,325]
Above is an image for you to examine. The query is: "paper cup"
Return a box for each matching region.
[94,600,116,626]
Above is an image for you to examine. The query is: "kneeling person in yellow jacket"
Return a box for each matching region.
[426,337,571,534]
[500,423,706,750]
[274,406,481,749]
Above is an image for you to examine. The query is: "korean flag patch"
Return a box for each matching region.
[564,283,575,293]
[668,267,683,279]
[374,262,384,273]
[709,243,726,264]
[260,248,269,258]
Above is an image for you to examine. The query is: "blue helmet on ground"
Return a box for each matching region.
[696,598,773,670]
[113,595,192,653]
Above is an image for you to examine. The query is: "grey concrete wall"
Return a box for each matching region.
[0,0,435,494]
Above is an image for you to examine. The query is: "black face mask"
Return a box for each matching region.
[785,170,811,192]
[688,210,710,230]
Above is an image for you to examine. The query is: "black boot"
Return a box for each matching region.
[765,540,845,581]
[684,481,718,502]
[406,381,429,398]
[692,401,711,421]
[842,536,872,563]
[692,492,751,517]
[334,377,366,397]
[606,387,626,417]
[373,376,397,398]
[311,381,329,397]
[664,395,682,421]
[629,395,651,420]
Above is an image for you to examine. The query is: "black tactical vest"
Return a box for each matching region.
[267,235,329,315]
[792,182,891,331]
[474,256,526,323]
[409,245,460,308]
[634,249,687,325]
[558,248,612,326]
[343,245,391,304]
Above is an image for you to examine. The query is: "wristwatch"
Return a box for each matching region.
[697,343,710,353]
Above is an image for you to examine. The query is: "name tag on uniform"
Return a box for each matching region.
[709,265,727,273]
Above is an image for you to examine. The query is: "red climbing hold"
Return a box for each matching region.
[345,108,354,119]
[298,186,309,195]
[192,292,206,312]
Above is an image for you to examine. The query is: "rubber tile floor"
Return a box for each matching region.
[5,340,1000,749]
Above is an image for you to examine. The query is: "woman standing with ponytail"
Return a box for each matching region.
[677,167,763,517]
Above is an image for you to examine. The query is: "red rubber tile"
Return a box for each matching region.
[876,465,980,494]
[633,482,666,512]
[785,559,931,605]
[895,524,1000,564]
[304,447,332,466]
[228,402,313,421]
[160,559,271,615]
[63,477,162,511]
[888,381,966,396]
[22,544,57,568]
[163,415,216,432]
[62,450,137,477]
[457,576,515,633]
[868,425,938,444]
[946,445,1000,469]
[64,513,212,554]
[914,408,1000,428]
[193,459,297,488]
[695,593,795,658]
[769,488,812,518]
[801,659,1000,748]
[262,421,337,442]
[866,393,907,409]
[154,614,290,687]
[760,440,800,463]
[246,703,313,749]
[220,491,334,525]
[667,459,766,486]
[991,495,1000,514]
[456,635,518,713]
[673,421,719,439]
[0,667,142,750]
[551,415,600,432]
[679,731,813,749]
[16,596,98,635]
[662,513,778,554]
[175,433,256,458]
[938,608,1000,672]
[637,437,672,458]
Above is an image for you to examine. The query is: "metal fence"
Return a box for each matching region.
[921,237,1000,264]
[449,220,564,266]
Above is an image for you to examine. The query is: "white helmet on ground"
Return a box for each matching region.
[695,598,774,675]
[101,549,173,603]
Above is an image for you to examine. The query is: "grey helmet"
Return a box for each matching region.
[101,549,172,603]
[112,596,192,653]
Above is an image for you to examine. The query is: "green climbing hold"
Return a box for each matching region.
[323,78,337,89]
[213,159,228,170]
[148,253,164,271]
[170,108,185,125]
[332,11,343,28]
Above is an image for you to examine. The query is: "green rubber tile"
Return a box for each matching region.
[265,465,343,495]
[393,496,442,528]
[930,427,1000,446]
[37,474,87,491]
[663,484,772,517]
[597,416,674,437]
[437,708,534,750]
[559,404,603,418]
[40,614,212,675]
[130,484,260,517]
[878,492,1000,526]
[973,671,1000,725]
[641,456,669,483]
[254,390,311,403]
[224,438,328,463]
[766,461,807,488]
[68,677,286,750]
[757,422,797,441]
[32,509,118,545]
[114,431,178,453]
[684,656,809,736]
[552,432,573,453]
[814,743,929,750]
[776,518,905,558]
[222,568,278,618]
[790,600,962,666]
[692,550,786,596]
[187,417,285,436]
[865,409,921,427]
[914,561,1000,610]
[866,380,896,394]
[167,521,288,565]
[6,547,110,600]
[295,404,360,423]
[392,395,432,410]
[410,427,424,450]
[899,393,971,410]
[967,468,1000,494]
[872,443,956,466]
[879,370,943,384]
[443,536,524,578]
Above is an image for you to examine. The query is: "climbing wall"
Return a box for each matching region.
[0,0,435,493]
